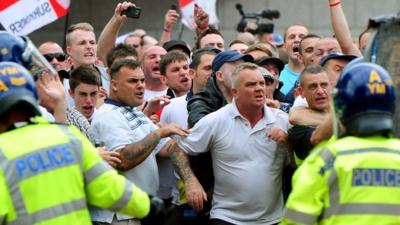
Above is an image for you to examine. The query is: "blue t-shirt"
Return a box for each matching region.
[279,64,300,95]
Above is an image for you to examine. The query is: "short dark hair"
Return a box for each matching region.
[299,64,326,87]
[159,51,188,76]
[109,59,141,80]
[298,34,321,55]
[195,25,223,50]
[69,66,100,91]
[106,44,138,67]
[189,47,219,69]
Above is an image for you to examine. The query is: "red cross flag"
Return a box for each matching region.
[0,0,70,35]
[179,0,219,30]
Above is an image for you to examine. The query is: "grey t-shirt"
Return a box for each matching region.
[177,102,289,225]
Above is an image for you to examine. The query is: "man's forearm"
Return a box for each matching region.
[289,108,327,126]
[117,130,161,171]
[97,16,124,66]
[329,0,362,56]
[53,100,67,123]
[159,30,172,47]
[169,143,195,182]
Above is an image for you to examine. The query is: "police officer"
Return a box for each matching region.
[0,61,151,224]
[279,62,400,225]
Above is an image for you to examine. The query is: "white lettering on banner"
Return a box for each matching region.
[8,2,52,34]
[0,0,61,35]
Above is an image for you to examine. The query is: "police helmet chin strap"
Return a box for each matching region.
[29,116,49,124]
[362,29,378,63]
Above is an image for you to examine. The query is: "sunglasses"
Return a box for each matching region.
[264,77,275,86]
[43,53,66,62]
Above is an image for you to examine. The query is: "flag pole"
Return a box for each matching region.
[178,20,184,40]
[62,11,70,50]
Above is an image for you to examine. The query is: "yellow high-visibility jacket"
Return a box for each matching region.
[0,119,150,225]
[280,135,400,225]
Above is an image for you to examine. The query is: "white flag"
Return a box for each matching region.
[179,0,219,30]
[0,0,70,35]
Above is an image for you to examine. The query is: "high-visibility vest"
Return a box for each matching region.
[0,118,150,225]
[280,135,400,225]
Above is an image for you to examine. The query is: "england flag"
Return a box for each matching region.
[0,0,70,35]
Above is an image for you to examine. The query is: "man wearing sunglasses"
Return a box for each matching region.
[38,41,69,71]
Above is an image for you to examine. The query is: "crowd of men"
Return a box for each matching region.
[1,0,400,225]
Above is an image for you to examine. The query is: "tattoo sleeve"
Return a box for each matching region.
[117,130,161,171]
[169,142,195,182]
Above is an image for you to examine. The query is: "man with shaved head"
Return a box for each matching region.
[141,46,168,100]
[279,24,309,98]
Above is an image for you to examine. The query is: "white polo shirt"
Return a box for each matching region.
[176,101,289,225]
[91,98,169,222]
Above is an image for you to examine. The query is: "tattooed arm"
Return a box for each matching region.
[169,142,207,211]
[116,123,189,171]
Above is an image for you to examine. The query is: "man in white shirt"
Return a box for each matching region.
[91,59,188,225]
[141,46,168,100]
[170,62,289,225]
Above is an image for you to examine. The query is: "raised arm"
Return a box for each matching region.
[328,0,362,56]
[36,71,67,123]
[194,4,209,34]
[97,1,134,66]
[159,8,180,46]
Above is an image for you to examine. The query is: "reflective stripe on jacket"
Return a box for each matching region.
[0,121,150,225]
[280,135,400,225]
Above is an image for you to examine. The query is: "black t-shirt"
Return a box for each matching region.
[288,125,316,160]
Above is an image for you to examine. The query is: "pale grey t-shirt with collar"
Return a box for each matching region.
[176,101,289,225]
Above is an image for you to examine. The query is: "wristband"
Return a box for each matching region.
[163,27,172,32]
[329,1,341,7]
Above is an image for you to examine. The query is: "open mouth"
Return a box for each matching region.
[293,46,299,53]
[315,96,327,103]
[180,77,189,83]
[84,52,94,57]
[152,66,161,75]
[255,94,265,101]
[136,91,144,98]
[82,105,93,114]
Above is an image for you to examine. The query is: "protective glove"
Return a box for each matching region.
[140,195,166,225]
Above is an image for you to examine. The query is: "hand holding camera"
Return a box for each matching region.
[164,4,179,31]
[116,1,141,19]
[121,6,142,19]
